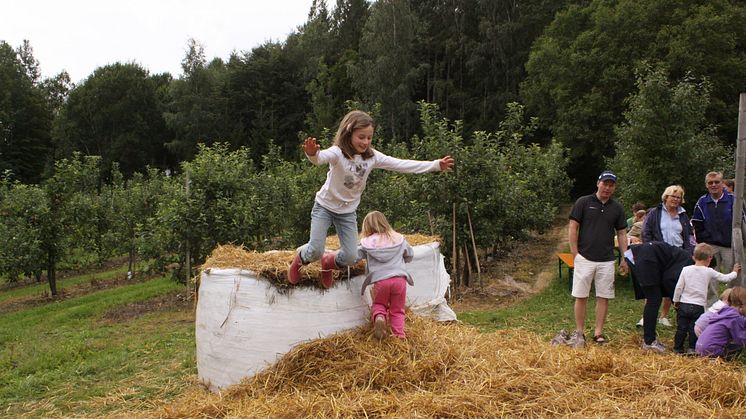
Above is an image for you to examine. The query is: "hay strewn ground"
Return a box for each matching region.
[151,315,746,418]
[200,234,440,288]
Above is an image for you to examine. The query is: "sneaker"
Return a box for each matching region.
[287,248,304,284]
[373,315,387,340]
[641,340,667,353]
[658,317,672,327]
[320,252,337,288]
[567,330,586,349]
[550,329,570,346]
[636,317,644,328]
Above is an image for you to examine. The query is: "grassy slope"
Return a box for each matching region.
[0,265,128,304]
[0,276,195,417]
[461,271,658,340]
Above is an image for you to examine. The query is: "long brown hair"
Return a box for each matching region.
[334,110,375,160]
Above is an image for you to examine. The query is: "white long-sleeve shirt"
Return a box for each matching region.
[307,146,441,213]
[673,265,737,307]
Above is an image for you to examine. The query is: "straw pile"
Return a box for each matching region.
[200,234,440,288]
[152,315,746,418]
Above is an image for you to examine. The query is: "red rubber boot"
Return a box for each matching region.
[287,248,304,284]
[320,252,338,288]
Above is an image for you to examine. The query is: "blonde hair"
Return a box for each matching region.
[361,211,396,241]
[334,110,375,160]
[661,185,685,205]
[693,243,714,262]
[727,287,746,308]
[720,288,733,302]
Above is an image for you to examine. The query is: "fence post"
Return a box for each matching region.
[732,93,746,287]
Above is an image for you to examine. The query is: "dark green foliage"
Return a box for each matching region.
[0,41,53,183]
[54,63,171,176]
[406,102,571,252]
[609,64,732,210]
[163,40,234,163]
[0,178,47,281]
[522,0,746,193]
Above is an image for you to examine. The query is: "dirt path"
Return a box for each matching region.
[450,208,568,312]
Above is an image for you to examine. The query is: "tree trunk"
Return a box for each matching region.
[127,242,136,280]
[461,244,471,287]
[47,250,57,296]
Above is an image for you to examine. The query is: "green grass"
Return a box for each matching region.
[0,276,195,417]
[0,265,129,305]
[459,272,674,343]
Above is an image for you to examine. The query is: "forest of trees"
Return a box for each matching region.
[2,0,746,292]
[3,0,742,188]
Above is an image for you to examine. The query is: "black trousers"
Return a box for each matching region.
[641,285,662,345]
[674,302,704,351]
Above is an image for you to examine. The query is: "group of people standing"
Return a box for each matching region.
[564,170,746,360]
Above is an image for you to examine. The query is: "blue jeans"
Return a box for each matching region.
[300,201,358,267]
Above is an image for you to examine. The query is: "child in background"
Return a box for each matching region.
[695,287,746,360]
[694,288,733,337]
[627,201,646,231]
[723,178,735,193]
[287,110,453,287]
[358,211,414,339]
[627,209,647,241]
[672,243,740,354]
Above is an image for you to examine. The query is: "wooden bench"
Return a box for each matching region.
[557,252,574,291]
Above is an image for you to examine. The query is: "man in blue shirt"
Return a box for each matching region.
[691,171,745,305]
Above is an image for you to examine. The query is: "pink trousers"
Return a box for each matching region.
[371,276,407,338]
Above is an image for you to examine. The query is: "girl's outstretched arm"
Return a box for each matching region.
[439,156,454,171]
[304,137,320,156]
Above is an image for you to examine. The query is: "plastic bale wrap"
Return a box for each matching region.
[196,268,369,392]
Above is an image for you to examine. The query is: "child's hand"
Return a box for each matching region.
[733,263,741,273]
[674,302,681,310]
[303,137,320,156]
[439,155,454,171]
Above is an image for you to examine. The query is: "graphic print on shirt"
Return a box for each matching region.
[343,159,369,190]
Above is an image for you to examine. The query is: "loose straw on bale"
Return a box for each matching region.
[150,315,746,418]
[199,234,441,289]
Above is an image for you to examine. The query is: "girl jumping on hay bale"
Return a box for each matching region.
[358,211,414,339]
[695,286,746,360]
[287,110,453,288]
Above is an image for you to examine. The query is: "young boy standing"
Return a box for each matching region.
[672,243,740,353]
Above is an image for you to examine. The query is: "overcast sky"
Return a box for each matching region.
[1,0,313,83]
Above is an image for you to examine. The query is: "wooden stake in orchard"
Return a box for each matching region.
[732,93,746,287]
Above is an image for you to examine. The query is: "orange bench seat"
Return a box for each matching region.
[557,252,574,291]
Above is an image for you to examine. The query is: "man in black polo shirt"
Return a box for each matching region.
[566,170,628,348]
